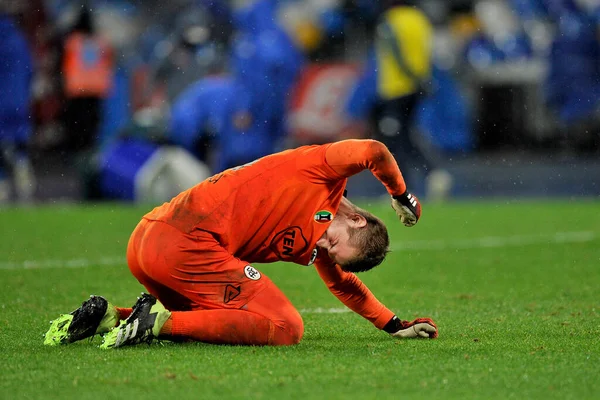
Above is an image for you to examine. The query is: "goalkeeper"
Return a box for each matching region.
[45,139,438,348]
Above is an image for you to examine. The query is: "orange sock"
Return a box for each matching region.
[162,309,297,346]
[161,318,173,334]
[115,307,132,320]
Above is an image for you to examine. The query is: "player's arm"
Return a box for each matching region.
[325,139,421,226]
[314,257,437,339]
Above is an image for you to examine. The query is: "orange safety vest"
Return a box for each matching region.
[62,33,113,98]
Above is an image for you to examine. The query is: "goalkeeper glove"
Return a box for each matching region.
[391,191,421,227]
[383,316,438,339]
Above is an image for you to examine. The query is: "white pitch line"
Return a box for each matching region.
[0,231,597,271]
[391,231,596,252]
[0,256,124,270]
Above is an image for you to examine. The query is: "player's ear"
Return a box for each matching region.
[349,213,367,228]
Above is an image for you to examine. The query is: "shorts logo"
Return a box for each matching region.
[244,265,261,280]
[307,248,318,266]
[314,210,332,223]
[224,285,241,304]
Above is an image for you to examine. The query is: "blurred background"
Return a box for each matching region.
[0,0,599,205]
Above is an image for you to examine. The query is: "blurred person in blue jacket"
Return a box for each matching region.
[345,0,453,201]
[146,4,230,107]
[0,12,36,203]
[509,0,599,145]
[465,0,534,68]
[544,0,600,148]
[169,0,304,173]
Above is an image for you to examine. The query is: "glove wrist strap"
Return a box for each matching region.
[392,191,408,201]
[383,316,406,334]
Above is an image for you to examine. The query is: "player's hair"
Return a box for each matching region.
[341,206,390,273]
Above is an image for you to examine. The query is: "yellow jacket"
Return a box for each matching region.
[375,6,433,99]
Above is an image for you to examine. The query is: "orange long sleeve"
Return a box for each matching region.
[324,139,407,196]
[314,258,395,329]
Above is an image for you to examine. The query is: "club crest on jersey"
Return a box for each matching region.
[314,210,332,223]
[244,265,261,280]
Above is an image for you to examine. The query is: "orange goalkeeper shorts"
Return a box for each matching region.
[126,218,270,311]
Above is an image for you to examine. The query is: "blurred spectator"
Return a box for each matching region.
[94,135,211,204]
[81,91,211,203]
[415,64,475,154]
[169,0,305,173]
[276,0,380,62]
[145,4,230,108]
[8,0,64,152]
[544,0,600,149]
[345,0,453,200]
[60,4,114,154]
[0,11,36,203]
[465,0,534,69]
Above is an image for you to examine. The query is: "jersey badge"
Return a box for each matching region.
[244,265,261,280]
[314,210,333,223]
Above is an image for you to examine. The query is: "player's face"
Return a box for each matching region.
[316,217,359,266]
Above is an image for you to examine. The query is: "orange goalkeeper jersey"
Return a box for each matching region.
[144,139,406,266]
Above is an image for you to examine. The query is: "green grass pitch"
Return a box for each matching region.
[0,200,599,399]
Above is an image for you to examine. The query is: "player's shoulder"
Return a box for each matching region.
[268,143,330,161]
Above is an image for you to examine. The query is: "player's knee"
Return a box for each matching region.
[286,313,304,345]
[273,310,304,345]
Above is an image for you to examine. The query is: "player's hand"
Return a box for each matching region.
[391,191,421,227]
[390,318,438,339]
